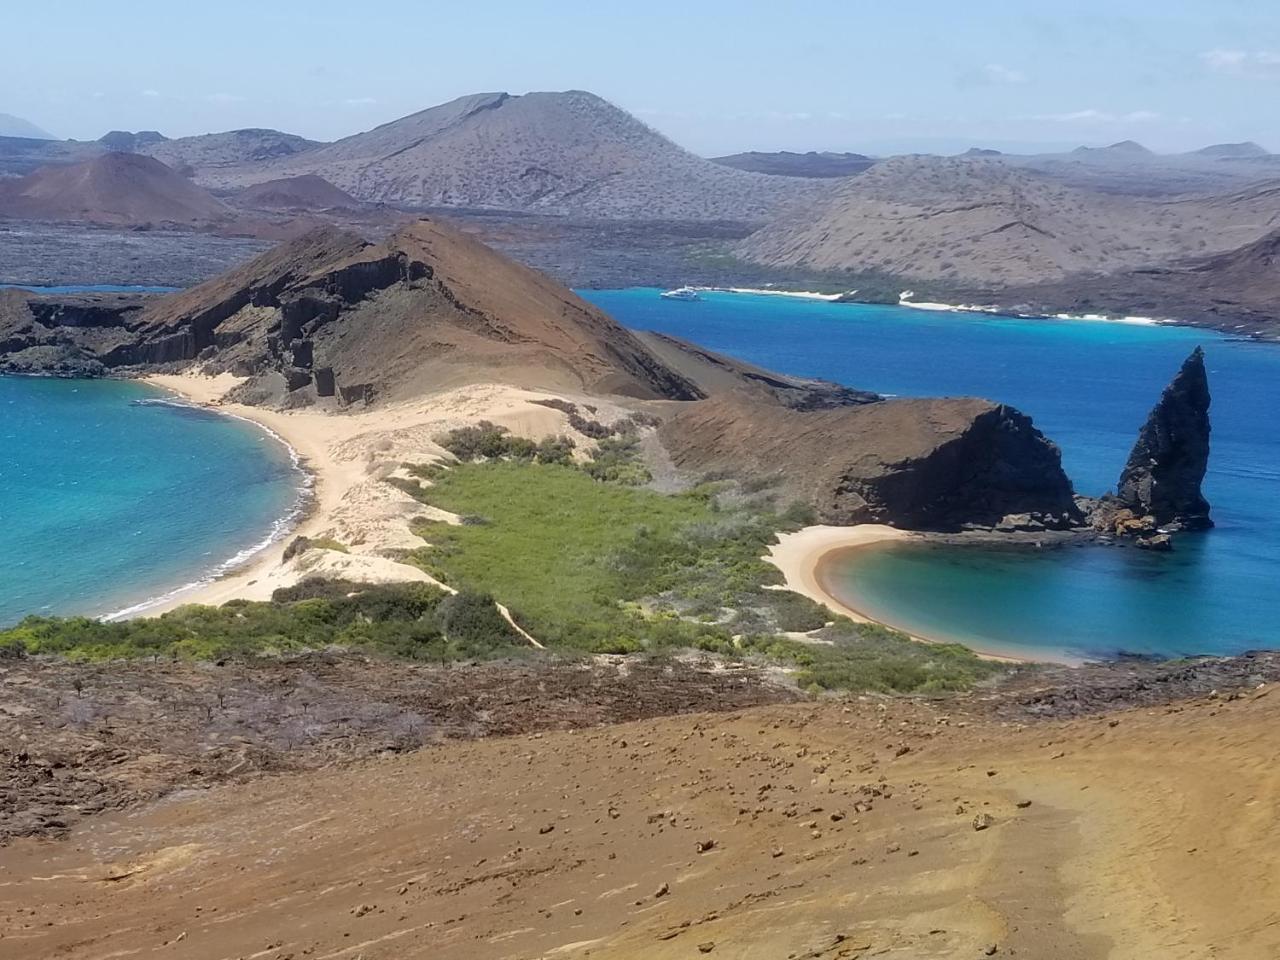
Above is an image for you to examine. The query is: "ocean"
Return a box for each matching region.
[0,376,304,626]
[582,288,1280,661]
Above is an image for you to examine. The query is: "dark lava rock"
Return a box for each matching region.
[660,393,1080,530]
[1116,346,1212,530]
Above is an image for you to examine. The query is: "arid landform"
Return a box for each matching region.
[0,93,1272,959]
[5,92,1280,335]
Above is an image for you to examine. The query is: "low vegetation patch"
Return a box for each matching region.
[0,581,524,663]
[2,452,1003,694]
[400,459,1003,692]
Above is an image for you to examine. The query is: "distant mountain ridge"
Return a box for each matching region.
[200,90,830,221]
[709,151,876,179]
[0,112,52,140]
[735,155,1280,286]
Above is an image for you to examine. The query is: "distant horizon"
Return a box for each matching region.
[5,1,1280,156]
[1,93,1271,161]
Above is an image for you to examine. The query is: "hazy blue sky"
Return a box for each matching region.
[4,0,1278,154]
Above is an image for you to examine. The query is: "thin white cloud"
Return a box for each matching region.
[343,96,378,105]
[1201,49,1280,77]
[982,63,1027,85]
[957,63,1028,88]
[140,89,161,98]
[1030,108,1161,123]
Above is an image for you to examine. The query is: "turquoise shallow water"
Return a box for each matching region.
[0,377,304,626]
[581,288,1280,661]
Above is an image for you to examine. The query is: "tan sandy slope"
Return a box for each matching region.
[1,689,1275,959]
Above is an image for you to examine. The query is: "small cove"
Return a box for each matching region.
[584,288,1280,660]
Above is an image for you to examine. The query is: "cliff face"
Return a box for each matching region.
[1115,347,1212,530]
[0,223,1096,535]
[0,220,705,406]
[660,393,1079,531]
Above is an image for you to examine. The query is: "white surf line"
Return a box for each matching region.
[897,291,1171,326]
[713,286,852,301]
[103,394,313,621]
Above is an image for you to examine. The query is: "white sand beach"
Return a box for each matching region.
[765,523,1043,663]
[134,373,628,617]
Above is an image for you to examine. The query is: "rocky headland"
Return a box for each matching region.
[1083,346,1213,548]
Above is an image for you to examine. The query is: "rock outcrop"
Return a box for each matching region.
[0,219,706,405]
[0,220,1094,534]
[660,393,1079,531]
[1114,346,1212,530]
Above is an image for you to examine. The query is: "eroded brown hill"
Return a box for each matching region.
[661,392,1078,530]
[0,152,230,225]
[234,174,360,211]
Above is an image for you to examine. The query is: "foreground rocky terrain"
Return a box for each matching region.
[3,653,1278,959]
[0,653,798,843]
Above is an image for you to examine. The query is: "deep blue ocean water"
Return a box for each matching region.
[0,377,304,626]
[581,289,1280,661]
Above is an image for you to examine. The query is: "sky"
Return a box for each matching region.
[4,0,1279,155]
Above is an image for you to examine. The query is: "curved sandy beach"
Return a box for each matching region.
[764,524,915,623]
[765,524,1055,664]
[133,372,630,617]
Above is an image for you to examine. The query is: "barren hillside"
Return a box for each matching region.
[736,156,1280,286]
[5,686,1276,959]
[204,91,831,221]
[0,152,229,225]
[141,128,320,174]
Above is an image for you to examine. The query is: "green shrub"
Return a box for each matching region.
[0,579,532,664]
[584,435,652,485]
[535,435,576,465]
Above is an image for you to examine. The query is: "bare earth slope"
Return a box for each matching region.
[204,91,831,221]
[661,392,1078,529]
[736,156,1280,286]
[0,152,229,225]
[4,689,1277,959]
[958,225,1280,337]
[0,219,705,403]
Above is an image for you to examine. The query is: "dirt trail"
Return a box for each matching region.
[3,689,1276,960]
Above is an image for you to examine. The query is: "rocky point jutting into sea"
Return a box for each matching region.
[0,218,1101,537]
[0,219,1215,547]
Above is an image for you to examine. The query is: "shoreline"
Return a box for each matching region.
[765,524,1082,666]
[896,295,1164,326]
[113,374,636,618]
[117,374,332,616]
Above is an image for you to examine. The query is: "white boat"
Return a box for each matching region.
[660,286,701,301]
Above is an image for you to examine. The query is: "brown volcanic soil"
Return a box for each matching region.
[660,392,1077,529]
[0,653,797,844]
[4,666,1278,959]
[125,218,706,403]
[974,226,1280,338]
[0,152,230,225]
